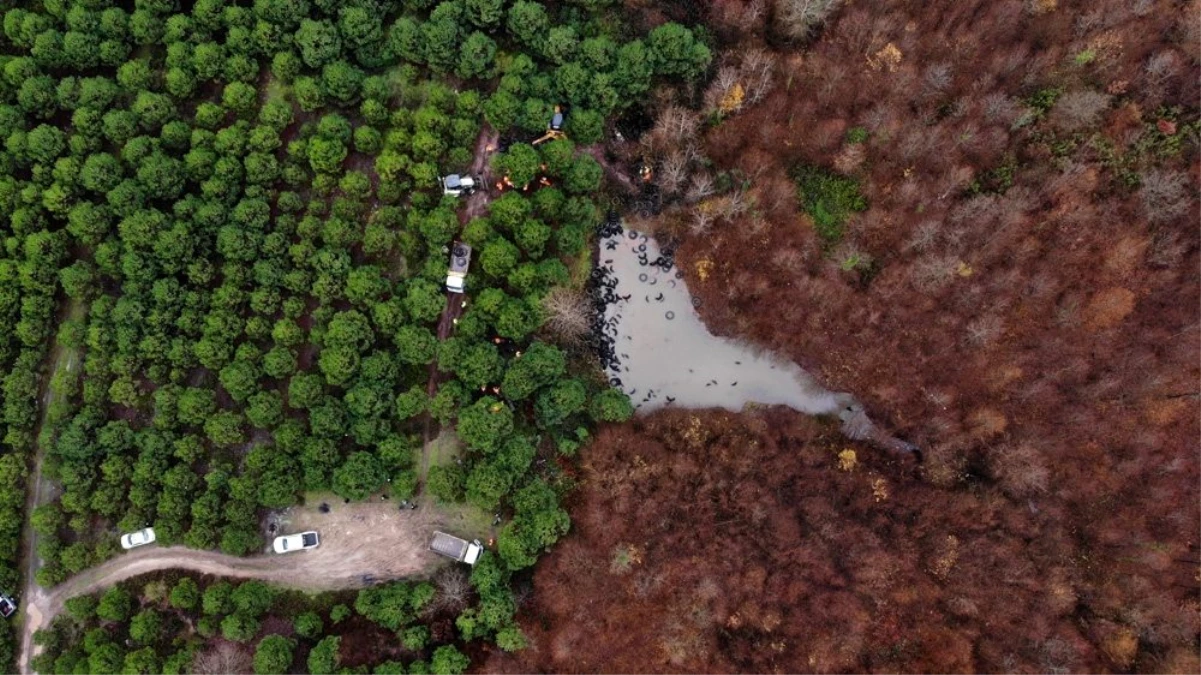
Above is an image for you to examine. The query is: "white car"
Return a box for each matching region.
[120,527,156,550]
[273,531,319,554]
[0,594,16,618]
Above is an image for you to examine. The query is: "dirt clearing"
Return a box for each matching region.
[20,500,472,674]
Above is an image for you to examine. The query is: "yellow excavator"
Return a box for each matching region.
[531,106,566,145]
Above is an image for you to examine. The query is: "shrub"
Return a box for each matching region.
[253,635,296,675]
[792,164,867,245]
[293,611,323,639]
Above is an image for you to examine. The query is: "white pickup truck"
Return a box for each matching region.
[273,531,319,554]
[446,243,471,294]
[429,531,483,565]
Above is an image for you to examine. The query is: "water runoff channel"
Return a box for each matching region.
[589,217,918,456]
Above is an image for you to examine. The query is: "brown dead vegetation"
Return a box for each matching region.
[501,0,1198,671]
[484,409,1199,673]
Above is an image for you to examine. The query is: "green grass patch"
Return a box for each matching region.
[845,126,870,144]
[793,164,868,246]
[1024,86,1063,116]
[427,429,463,468]
[967,154,1019,195]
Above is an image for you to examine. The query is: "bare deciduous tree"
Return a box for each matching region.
[964,314,1003,346]
[771,247,810,273]
[703,65,743,115]
[1146,229,1188,268]
[430,565,472,614]
[541,287,591,344]
[1139,169,1192,224]
[646,106,700,154]
[1073,9,1107,38]
[833,143,866,174]
[1133,0,1156,15]
[741,49,776,104]
[717,190,749,220]
[688,206,715,235]
[1050,89,1111,131]
[775,0,843,41]
[193,644,252,675]
[658,151,689,196]
[1180,1,1201,62]
[922,62,954,97]
[1144,50,1180,87]
[909,254,957,293]
[905,220,942,253]
[685,172,715,203]
[980,92,1019,125]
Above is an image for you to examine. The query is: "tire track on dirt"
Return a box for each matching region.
[17,300,84,675]
[20,503,445,674]
[419,125,498,490]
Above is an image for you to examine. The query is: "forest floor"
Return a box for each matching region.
[18,500,458,674]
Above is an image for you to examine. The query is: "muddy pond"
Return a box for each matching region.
[595,229,856,416]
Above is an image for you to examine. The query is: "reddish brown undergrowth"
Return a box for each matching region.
[482,0,1198,672]
[485,410,1198,672]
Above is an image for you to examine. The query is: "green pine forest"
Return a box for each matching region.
[0,0,711,670]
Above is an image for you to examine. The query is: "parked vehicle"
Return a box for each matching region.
[429,531,483,565]
[446,242,472,293]
[120,527,156,550]
[533,106,566,145]
[273,531,319,554]
[441,174,476,197]
[0,594,16,618]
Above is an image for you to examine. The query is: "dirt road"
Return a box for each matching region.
[420,125,499,487]
[461,125,499,225]
[17,301,84,675]
[19,502,452,674]
[583,145,640,194]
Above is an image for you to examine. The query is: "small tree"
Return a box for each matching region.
[96,586,133,622]
[307,636,341,675]
[220,612,261,643]
[128,609,162,646]
[293,611,323,640]
[430,645,469,675]
[332,451,386,500]
[169,577,200,611]
[252,635,295,675]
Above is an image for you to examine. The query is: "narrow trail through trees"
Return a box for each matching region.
[17,299,84,675]
[420,126,498,491]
